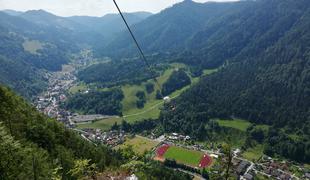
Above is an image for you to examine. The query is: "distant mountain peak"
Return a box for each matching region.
[2,9,23,16]
[173,0,198,8]
[24,9,55,16]
[103,11,152,18]
[182,0,195,4]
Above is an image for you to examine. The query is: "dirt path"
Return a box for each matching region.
[123,93,181,118]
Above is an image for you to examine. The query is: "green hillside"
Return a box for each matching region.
[160,0,310,163]
[0,85,192,179]
[0,86,122,179]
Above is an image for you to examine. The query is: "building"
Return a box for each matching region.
[304,173,310,179]
[236,161,250,175]
[163,96,171,102]
[243,173,254,180]
[126,174,138,180]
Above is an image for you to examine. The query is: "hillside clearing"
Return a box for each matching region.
[117,136,159,155]
[22,40,44,54]
[78,65,218,130]
[242,145,264,162]
[216,119,252,132]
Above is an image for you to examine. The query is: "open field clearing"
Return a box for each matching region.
[77,116,122,131]
[216,119,269,132]
[216,119,252,132]
[22,40,44,54]
[77,66,218,130]
[117,136,159,155]
[242,145,264,162]
[121,63,187,120]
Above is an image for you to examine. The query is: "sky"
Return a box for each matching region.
[0,0,239,17]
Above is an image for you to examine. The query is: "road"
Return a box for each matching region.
[123,101,164,118]
[123,92,181,118]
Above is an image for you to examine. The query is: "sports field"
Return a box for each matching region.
[155,145,213,168]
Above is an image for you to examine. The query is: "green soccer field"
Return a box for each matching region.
[163,146,203,167]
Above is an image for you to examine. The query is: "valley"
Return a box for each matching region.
[1,0,310,179]
[31,51,308,179]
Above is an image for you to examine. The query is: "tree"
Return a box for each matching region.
[120,145,136,160]
[65,89,124,116]
[201,168,209,179]
[250,127,265,143]
[69,159,97,180]
[222,144,233,180]
[111,122,119,130]
[156,90,162,99]
[162,69,191,96]
[121,120,131,132]
[145,83,155,94]
[136,91,146,109]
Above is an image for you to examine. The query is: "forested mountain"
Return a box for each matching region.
[0,86,192,179]
[65,89,124,116]
[1,0,310,165]
[159,0,310,163]
[0,55,46,98]
[0,10,151,98]
[0,86,122,179]
[69,12,152,42]
[102,0,243,57]
[0,11,71,71]
[77,55,168,87]
[0,11,70,97]
[1,9,23,16]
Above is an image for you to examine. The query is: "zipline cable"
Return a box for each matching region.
[112,0,163,99]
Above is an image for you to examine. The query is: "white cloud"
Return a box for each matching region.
[0,0,239,17]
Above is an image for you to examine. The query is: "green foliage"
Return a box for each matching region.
[159,0,310,163]
[118,135,159,155]
[69,159,97,180]
[155,90,162,99]
[0,86,123,179]
[119,145,136,160]
[134,161,192,180]
[135,91,146,109]
[145,83,154,94]
[77,59,165,87]
[103,0,241,57]
[264,129,310,163]
[162,69,191,96]
[217,119,252,132]
[0,12,70,72]
[65,89,124,115]
[0,123,52,179]
[164,159,206,178]
[0,55,47,99]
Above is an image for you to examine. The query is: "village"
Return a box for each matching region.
[74,127,309,180]
[155,133,308,180]
[33,55,309,180]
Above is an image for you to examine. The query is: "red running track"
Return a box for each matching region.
[156,144,170,157]
[199,154,213,168]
